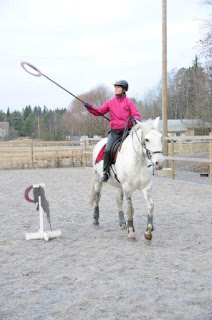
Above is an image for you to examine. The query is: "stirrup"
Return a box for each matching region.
[100,172,109,182]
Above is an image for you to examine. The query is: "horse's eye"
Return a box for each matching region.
[145,138,149,143]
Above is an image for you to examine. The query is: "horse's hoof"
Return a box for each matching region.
[120,223,127,230]
[144,232,152,240]
[93,219,99,225]
[128,232,136,240]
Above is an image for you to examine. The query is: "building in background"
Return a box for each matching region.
[0,122,9,140]
[158,119,212,137]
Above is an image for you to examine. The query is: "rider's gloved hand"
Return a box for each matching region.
[84,103,91,109]
[132,118,138,125]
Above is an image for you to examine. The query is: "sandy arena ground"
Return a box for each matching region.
[0,167,212,320]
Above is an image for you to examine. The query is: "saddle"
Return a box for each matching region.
[95,138,121,165]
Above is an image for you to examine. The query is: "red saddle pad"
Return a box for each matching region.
[95,145,106,164]
[95,144,119,164]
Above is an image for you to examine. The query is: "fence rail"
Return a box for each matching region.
[0,136,212,185]
[0,139,98,169]
[163,136,212,185]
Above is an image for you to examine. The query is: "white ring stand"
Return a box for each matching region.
[25,184,61,241]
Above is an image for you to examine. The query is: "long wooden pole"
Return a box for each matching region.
[210,140,212,185]
[38,113,41,140]
[171,139,175,179]
[162,0,168,167]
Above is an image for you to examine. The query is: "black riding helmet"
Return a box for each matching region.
[113,80,128,91]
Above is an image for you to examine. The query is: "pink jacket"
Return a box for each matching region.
[87,94,141,130]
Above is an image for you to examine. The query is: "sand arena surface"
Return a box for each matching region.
[0,168,212,320]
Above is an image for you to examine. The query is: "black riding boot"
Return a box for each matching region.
[100,172,109,182]
[100,150,110,182]
[100,131,123,182]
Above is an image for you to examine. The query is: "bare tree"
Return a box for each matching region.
[141,59,212,124]
[199,1,212,62]
[65,84,113,137]
[203,0,212,5]
[142,84,162,119]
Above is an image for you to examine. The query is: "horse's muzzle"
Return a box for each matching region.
[152,154,165,170]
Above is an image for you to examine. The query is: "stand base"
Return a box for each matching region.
[25,229,61,241]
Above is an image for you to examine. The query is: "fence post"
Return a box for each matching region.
[171,139,175,180]
[210,140,212,186]
[179,139,182,155]
[31,142,34,169]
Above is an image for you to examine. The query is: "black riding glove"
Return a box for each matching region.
[132,118,138,125]
[84,103,91,109]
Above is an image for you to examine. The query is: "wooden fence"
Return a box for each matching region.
[163,136,212,185]
[0,139,99,169]
[0,136,211,185]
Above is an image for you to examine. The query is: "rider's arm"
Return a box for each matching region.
[128,99,142,122]
[85,101,109,117]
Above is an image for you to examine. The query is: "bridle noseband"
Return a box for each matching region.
[143,144,163,161]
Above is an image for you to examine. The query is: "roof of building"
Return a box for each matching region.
[181,119,212,129]
[158,120,188,133]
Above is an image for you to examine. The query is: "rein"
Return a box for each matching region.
[111,118,132,184]
[111,120,162,182]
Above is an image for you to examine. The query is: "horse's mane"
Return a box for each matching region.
[129,119,156,138]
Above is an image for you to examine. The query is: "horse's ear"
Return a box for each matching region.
[153,117,160,129]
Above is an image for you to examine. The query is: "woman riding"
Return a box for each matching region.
[84,80,141,182]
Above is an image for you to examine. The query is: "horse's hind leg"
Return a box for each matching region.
[116,187,126,229]
[142,184,154,240]
[91,180,102,225]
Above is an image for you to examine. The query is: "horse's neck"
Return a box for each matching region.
[122,128,144,161]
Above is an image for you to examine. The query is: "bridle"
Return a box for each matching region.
[132,125,163,167]
[112,122,162,182]
[142,143,163,161]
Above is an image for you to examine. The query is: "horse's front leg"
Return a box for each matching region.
[116,187,126,229]
[91,180,102,225]
[142,184,154,240]
[125,191,136,239]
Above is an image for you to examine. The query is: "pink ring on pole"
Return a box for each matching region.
[21,62,42,77]
[24,185,45,203]
[24,185,35,203]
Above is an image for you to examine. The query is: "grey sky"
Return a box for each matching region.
[0,0,209,112]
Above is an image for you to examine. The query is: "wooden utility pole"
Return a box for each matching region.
[37,112,41,140]
[210,140,212,185]
[162,0,168,166]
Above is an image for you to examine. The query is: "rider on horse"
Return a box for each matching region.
[84,80,141,182]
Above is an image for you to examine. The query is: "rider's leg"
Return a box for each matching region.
[101,131,121,182]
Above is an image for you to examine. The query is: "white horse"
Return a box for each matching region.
[90,117,165,240]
